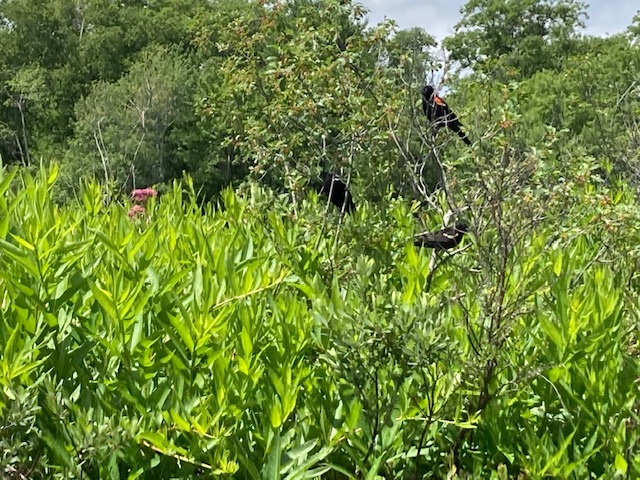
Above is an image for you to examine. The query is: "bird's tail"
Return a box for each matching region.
[457,128,472,146]
[449,121,472,146]
[343,193,356,214]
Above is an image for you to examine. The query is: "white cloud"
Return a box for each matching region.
[358,0,638,42]
[359,0,466,42]
[587,0,638,36]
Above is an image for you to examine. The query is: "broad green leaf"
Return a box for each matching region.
[270,397,283,429]
[540,429,577,476]
[170,409,192,431]
[284,446,333,480]
[539,313,564,356]
[282,439,317,464]
[168,312,195,353]
[240,326,253,358]
[263,429,282,480]
[553,253,563,276]
[136,431,189,457]
[0,166,17,197]
[88,281,119,321]
[615,453,628,475]
[0,239,39,277]
[41,433,74,468]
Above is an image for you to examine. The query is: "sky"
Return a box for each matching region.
[358,0,639,43]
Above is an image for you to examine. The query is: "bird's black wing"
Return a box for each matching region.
[319,173,356,215]
[414,227,460,249]
[414,232,437,248]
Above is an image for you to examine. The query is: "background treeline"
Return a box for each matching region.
[1,0,634,202]
[1,0,640,478]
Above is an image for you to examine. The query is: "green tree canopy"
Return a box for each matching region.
[192,0,405,197]
[0,0,207,164]
[443,0,588,78]
[64,46,193,194]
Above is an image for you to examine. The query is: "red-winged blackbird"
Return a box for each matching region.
[414,221,469,250]
[315,172,356,214]
[422,85,472,146]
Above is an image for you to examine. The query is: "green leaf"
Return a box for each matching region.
[41,433,74,468]
[0,203,9,238]
[346,399,362,431]
[284,445,333,480]
[130,314,144,352]
[540,428,577,476]
[553,253,563,276]
[0,166,17,198]
[10,357,49,380]
[0,238,39,277]
[282,439,317,464]
[89,280,119,321]
[270,397,283,429]
[240,326,253,358]
[136,431,189,457]
[615,454,628,475]
[263,429,282,480]
[193,261,204,306]
[365,453,385,480]
[539,312,564,357]
[168,312,195,353]
[170,409,192,432]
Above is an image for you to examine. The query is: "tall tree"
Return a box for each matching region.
[65,46,193,193]
[0,0,207,164]
[443,0,588,78]
[384,27,437,87]
[192,0,403,196]
[1,66,49,165]
[629,11,640,39]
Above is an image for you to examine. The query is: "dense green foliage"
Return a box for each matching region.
[1,0,640,478]
[442,0,589,77]
[0,155,638,478]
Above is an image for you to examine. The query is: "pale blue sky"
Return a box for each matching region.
[359,0,639,43]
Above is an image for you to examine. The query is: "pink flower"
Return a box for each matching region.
[128,204,146,217]
[131,187,157,202]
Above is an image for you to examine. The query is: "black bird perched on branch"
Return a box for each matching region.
[422,85,472,146]
[314,172,356,214]
[414,221,469,250]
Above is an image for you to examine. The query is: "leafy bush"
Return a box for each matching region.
[0,163,638,478]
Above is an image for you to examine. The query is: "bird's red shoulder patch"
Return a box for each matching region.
[434,95,446,106]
